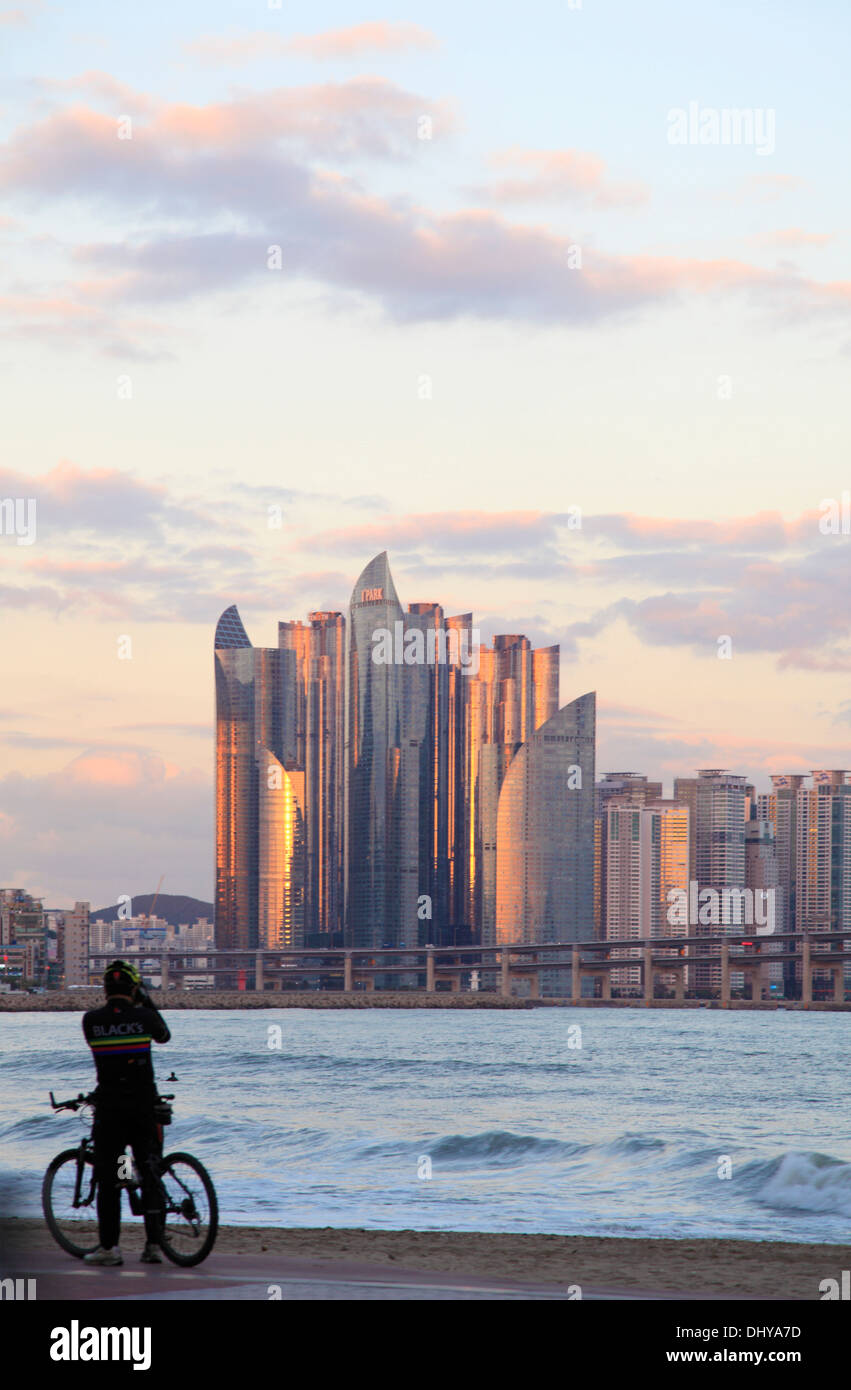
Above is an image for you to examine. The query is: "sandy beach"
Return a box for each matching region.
[0,1219,838,1298]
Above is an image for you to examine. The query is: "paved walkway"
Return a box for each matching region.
[2,1248,746,1301]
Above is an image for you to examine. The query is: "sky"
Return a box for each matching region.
[1,0,849,908]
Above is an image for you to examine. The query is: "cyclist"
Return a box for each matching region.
[81,959,171,1266]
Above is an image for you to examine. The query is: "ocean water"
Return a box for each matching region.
[1,1007,849,1243]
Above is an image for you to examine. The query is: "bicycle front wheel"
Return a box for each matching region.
[42,1149,99,1258]
[158,1152,218,1266]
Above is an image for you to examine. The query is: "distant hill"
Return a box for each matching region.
[89,894,214,927]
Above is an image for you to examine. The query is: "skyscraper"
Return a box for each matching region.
[758,774,805,944]
[215,605,306,954]
[745,816,783,995]
[258,751,306,949]
[469,635,559,945]
[214,605,258,952]
[674,769,748,991]
[594,773,664,939]
[345,553,425,950]
[215,557,596,993]
[495,691,596,992]
[605,800,689,992]
[279,612,345,942]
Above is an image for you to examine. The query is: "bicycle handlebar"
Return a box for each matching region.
[48,1090,174,1110]
[49,1091,96,1111]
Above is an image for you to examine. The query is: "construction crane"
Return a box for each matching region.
[138,874,165,930]
[136,875,165,991]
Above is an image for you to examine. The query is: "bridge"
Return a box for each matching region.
[89,930,851,1006]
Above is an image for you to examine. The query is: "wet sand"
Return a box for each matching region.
[0,1219,838,1298]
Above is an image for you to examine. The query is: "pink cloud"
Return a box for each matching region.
[288,22,439,59]
[726,173,807,203]
[1,88,848,339]
[472,147,649,210]
[590,510,822,550]
[186,23,439,66]
[40,71,156,114]
[751,227,833,249]
[1,79,453,170]
[298,510,551,553]
[65,752,160,789]
[0,1,40,26]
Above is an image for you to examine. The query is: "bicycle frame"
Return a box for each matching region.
[71,1136,97,1211]
[46,1087,217,1266]
[48,1089,173,1217]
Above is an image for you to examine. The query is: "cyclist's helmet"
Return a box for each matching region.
[103,959,142,996]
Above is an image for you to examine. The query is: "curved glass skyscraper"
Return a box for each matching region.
[346,553,426,948]
[215,562,597,985]
[215,605,304,953]
[495,691,596,946]
[214,605,257,952]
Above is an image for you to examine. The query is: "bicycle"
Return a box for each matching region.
[42,1089,218,1266]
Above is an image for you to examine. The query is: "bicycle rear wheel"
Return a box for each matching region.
[157,1152,218,1266]
[42,1149,99,1258]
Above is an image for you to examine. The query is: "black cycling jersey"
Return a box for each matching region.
[82,996,170,1106]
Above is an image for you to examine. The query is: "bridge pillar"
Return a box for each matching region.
[426,948,435,992]
[527,968,540,1000]
[160,954,169,991]
[833,965,844,1004]
[600,970,611,1001]
[571,948,580,1003]
[643,947,653,1004]
[501,949,511,998]
[344,952,353,992]
[801,936,812,1006]
[720,941,731,1006]
[673,965,685,1003]
[254,950,264,993]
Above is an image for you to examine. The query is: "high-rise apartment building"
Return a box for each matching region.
[756,773,805,995]
[214,554,595,989]
[0,888,46,984]
[60,901,90,987]
[674,770,748,991]
[345,554,472,951]
[604,800,689,992]
[279,611,345,942]
[214,605,261,952]
[469,635,559,945]
[594,774,663,938]
[796,771,851,994]
[216,602,339,955]
[745,818,783,995]
[495,692,596,992]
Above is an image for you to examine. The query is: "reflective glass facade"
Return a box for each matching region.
[469,637,559,945]
[279,612,345,941]
[495,691,596,946]
[346,553,424,948]
[216,563,598,977]
[215,605,308,952]
[214,605,258,951]
[258,750,306,949]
